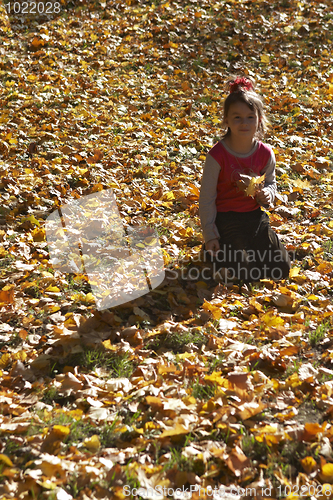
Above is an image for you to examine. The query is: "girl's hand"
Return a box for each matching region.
[255,188,271,206]
[205,238,220,256]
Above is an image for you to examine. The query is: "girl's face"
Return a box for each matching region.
[224,101,260,141]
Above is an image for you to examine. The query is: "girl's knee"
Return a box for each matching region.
[272,259,291,280]
[282,258,291,279]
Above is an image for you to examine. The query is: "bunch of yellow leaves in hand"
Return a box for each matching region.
[237,173,266,198]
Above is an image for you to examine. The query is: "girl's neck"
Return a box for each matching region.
[223,136,255,155]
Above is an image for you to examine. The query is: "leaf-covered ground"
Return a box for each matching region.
[1,0,333,498]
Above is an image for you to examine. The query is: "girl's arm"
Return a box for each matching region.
[205,238,220,255]
[199,154,221,243]
[258,148,276,207]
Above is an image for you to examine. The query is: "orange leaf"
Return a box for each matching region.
[0,288,14,303]
[31,37,46,49]
[146,396,163,410]
[226,446,251,476]
[87,149,103,164]
[301,422,326,441]
[317,262,333,274]
[279,346,299,356]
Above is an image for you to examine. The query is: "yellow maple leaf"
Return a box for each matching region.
[12,351,27,362]
[320,463,333,483]
[289,267,300,277]
[45,285,61,293]
[158,423,189,439]
[84,435,101,452]
[32,228,46,242]
[0,454,13,467]
[300,456,317,474]
[205,371,226,386]
[52,425,70,439]
[327,83,333,94]
[0,353,11,369]
[261,54,270,63]
[202,299,223,320]
[261,312,284,327]
[102,339,117,351]
[245,174,266,197]
[237,174,265,198]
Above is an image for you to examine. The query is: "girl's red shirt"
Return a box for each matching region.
[209,140,272,212]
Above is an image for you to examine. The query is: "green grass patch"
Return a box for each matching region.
[309,321,330,347]
[145,329,208,353]
[25,409,121,449]
[190,378,216,400]
[161,442,205,477]
[50,348,136,379]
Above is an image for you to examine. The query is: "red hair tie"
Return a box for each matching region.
[229,77,254,93]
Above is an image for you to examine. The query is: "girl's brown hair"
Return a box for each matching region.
[222,76,269,139]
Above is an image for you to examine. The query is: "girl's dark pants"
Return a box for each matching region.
[205,208,291,283]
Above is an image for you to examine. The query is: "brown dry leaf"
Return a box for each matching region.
[146,396,164,411]
[236,401,267,420]
[274,206,300,218]
[59,372,83,394]
[301,422,327,442]
[227,372,251,390]
[226,446,251,476]
[0,422,30,434]
[28,142,38,155]
[272,293,293,308]
[87,149,103,164]
[41,425,70,454]
[279,346,299,357]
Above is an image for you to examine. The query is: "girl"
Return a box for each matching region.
[199,76,291,284]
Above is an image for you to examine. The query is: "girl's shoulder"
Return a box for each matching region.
[257,140,274,153]
[256,141,274,159]
[207,140,274,165]
[208,140,224,154]
[207,141,227,165]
